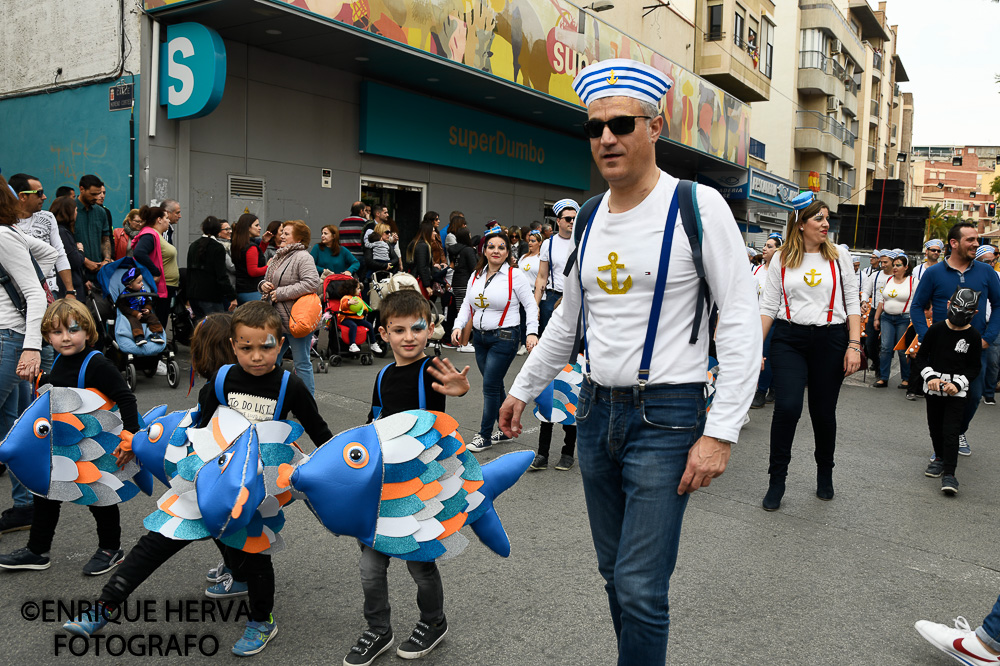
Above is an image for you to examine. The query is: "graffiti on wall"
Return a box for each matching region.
[145,0,749,166]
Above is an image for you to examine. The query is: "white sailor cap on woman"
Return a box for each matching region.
[573,58,673,107]
[553,199,580,217]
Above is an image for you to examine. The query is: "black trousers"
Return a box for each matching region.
[99,532,274,622]
[925,395,966,475]
[27,496,120,555]
[768,321,848,478]
[865,313,880,375]
[537,422,577,458]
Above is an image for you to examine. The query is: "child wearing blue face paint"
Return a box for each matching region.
[348,289,470,665]
[0,299,136,577]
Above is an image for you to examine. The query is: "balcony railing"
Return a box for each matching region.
[795,110,857,148]
[800,51,859,97]
[845,77,859,96]
[749,137,766,161]
[706,30,724,42]
[792,171,852,200]
[868,146,878,163]
[873,51,883,72]
[870,100,880,118]
[894,83,900,97]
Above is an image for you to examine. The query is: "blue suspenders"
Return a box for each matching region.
[373,357,431,420]
[52,350,101,389]
[214,364,291,418]
[576,189,681,386]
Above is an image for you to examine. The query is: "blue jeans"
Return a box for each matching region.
[979,594,1000,652]
[879,312,911,382]
[0,329,34,507]
[983,343,1000,400]
[575,378,706,665]
[236,291,260,305]
[191,300,227,320]
[538,290,561,334]
[279,332,315,395]
[960,351,989,434]
[472,327,520,438]
[758,325,774,392]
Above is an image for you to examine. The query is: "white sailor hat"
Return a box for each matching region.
[892,248,904,256]
[924,239,944,250]
[573,58,672,108]
[746,246,758,257]
[878,249,893,257]
[553,199,580,217]
[976,245,995,259]
[870,250,879,257]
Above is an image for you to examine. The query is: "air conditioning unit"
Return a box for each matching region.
[826,96,839,112]
[228,175,267,224]
[829,39,841,55]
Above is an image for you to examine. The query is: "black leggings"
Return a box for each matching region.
[768,321,848,478]
[537,422,577,458]
[27,496,120,555]
[100,532,274,622]
[925,395,966,475]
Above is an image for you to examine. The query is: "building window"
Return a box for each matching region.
[762,19,774,79]
[708,4,723,41]
[734,7,745,48]
[749,137,766,161]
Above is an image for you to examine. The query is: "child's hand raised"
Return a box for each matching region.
[428,357,471,397]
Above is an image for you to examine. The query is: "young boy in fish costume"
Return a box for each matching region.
[0,300,139,576]
[63,302,333,657]
[347,289,471,665]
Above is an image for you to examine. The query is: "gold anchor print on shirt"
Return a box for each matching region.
[886,289,898,299]
[803,269,822,288]
[474,293,489,309]
[606,70,619,85]
[597,252,632,294]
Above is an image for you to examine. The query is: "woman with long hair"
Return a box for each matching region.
[231,213,268,305]
[758,197,861,511]
[406,214,447,297]
[310,224,359,276]
[132,205,172,326]
[516,228,543,355]
[259,220,320,394]
[445,213,467,263]
[873,253,916,390]
[186,216,237,319]
[451,227,539,451]
[751,232,782,408]
[49,196,86,298]
[448,227,479,349]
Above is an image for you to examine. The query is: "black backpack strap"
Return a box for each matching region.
[677,180,711,345]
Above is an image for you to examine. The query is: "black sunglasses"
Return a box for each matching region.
[19,189,43,197]
[582,115,651,139]
[560,215,576,222]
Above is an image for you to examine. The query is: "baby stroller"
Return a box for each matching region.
[91,257,181,390]
[368,271,446,357]
[320,273,385,369]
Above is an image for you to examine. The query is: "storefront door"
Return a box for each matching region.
[361,177,426,255]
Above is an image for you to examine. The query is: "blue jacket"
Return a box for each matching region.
[909,259,1000,344]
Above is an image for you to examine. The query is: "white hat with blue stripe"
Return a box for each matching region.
[553,198,580,217]
[924,239,944,250]
[573,58,673,108]
[976,245,995,259]
[878,249,892,257]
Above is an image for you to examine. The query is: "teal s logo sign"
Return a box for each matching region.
[160,23,226,120]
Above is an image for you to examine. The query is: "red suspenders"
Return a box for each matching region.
[468,267,514,326]
[781,260,837,323]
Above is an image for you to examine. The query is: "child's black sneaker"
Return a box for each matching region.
[925,459,943,478]
[941,475,959,496]
[344,629,393,666]
[150,336,165,344]
[555,455,575,471]
[529,454,547,471]
[0,504,33,533]
[136,339,147,346]
[0,547,50,570]
[83,548,125,576]
[396,619,447,660]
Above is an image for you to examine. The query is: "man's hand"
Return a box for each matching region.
[428,357,471,396]
[983,340,990,350]
[83,258,101,272]
[677,436,731,494]
[498,395,527,439]
[228,299,238,311]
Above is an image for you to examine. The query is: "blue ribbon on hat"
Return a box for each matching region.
[767,232,783,242]
[528,229,542,238]
[485,225,503,237]
[791,192,814,211]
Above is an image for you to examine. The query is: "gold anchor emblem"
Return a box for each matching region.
[606,69,619,85]
[803,269,822,287]
[474,293,490,309]
[523,263,531,271]
[886,289,898,298]
[597,252,632,294]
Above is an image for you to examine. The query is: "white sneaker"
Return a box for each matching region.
[348,343,361,353]
[156,361,167,376]
[915,617,1000,665]
[458,344,475,353]
[516,345,527,356]
[466,434,491,452]
[370,342,382,355]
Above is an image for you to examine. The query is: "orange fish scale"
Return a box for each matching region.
[566,403,577,415]
[241,534,271,554]
[430,412,458,436]
[53,412,85,430]
[274,490,293,506]
[159,494,179,517]
[75,461,102,484]
[416,480,442,501]
[436,513,467,540]
[462,479,483,494]
[382,477,423,500]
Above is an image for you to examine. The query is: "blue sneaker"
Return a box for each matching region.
[958,434,971,457]
[206,573,248,598]
[63,607,110,637]
[232,615,278,656]
[207,560,231,583]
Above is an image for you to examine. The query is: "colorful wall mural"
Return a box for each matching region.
[145,0,750,167]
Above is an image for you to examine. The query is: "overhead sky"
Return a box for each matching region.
[888,0,1000,146]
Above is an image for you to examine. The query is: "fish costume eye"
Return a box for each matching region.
[33,419,51,438]
[148,423,164,443]
[218,451,234,471]
[343,443,369,469]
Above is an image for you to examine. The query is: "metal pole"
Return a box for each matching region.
[148,19,160,138]
[853,199,861,247]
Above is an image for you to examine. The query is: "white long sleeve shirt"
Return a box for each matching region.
[0,226,58,350]
[760,249,861,324]
[862,269,891,306]
[454,264,539,335]
[752,262,769,300]
[509,171,760,444]
[15,211,70,291]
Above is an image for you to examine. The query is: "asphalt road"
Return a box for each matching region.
[1,347,998,665]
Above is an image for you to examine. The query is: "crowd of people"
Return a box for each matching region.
[3,56,1000,665]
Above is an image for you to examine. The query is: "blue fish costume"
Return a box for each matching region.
[0,386,152,505]
[533,355,585,425]
[278,410,533,562]
[133,406,305,554]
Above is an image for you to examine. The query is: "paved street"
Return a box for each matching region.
[1,348,998,665]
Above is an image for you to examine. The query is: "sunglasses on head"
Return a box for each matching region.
[582,115,651,139]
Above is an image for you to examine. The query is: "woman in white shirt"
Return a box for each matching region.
[759,196,861,511]
[515,229,543,355]
[452,227,539,451]
[751,233,782,409]
[872,254,915,390]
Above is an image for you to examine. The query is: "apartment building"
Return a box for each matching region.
[912,146,999,232]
